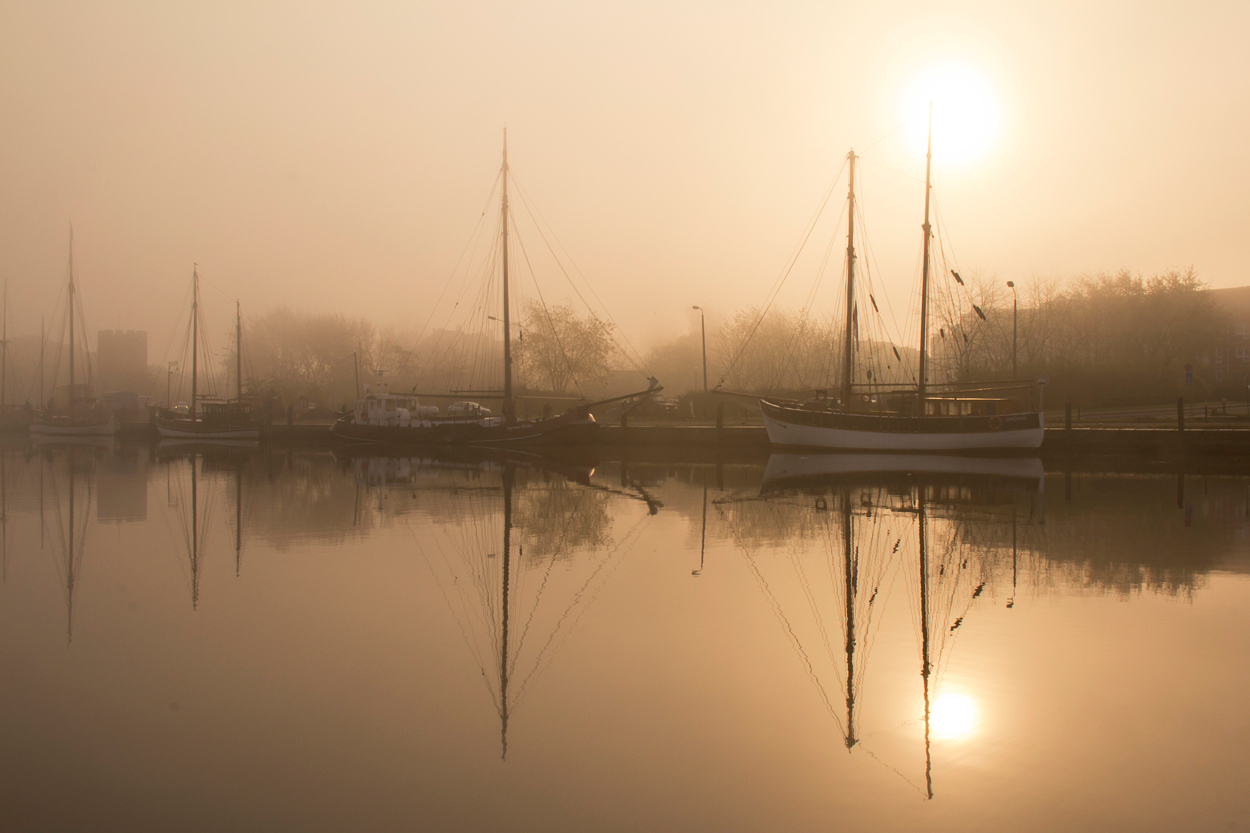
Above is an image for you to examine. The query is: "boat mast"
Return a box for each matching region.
[917,103,934,410]
[919,486,933,799]
[500,131,515,424]
[842,151,857,407]
[67,451,75,644]
[500,463,514,759]
[843,486,858,749]
[68,229,75,408]
[191,453,199,610]
[2,279,7,412]
[40,316,45,409]
[236,300,242,401]
[191,266,199,422]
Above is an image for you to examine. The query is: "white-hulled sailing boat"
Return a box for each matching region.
[31,231,118,437]
[759,110,1044,451]
[332,132,660,447]
[155,269,258,440]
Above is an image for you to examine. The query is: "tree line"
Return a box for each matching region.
[208,267,1228,411]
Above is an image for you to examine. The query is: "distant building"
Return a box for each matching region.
[1206,287,1250,383]
[97,329,148,392]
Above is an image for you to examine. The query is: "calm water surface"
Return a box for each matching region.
[1,442,1248,832]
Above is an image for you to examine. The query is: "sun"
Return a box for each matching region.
[930,692,978,740]
[901,65,1001,166]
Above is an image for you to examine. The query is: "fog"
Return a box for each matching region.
[2,1,1247,367]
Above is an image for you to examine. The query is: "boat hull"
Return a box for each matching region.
[763,452,1044,491]
[30,415,118,436]
[329,415,597,447]
[155,419,260,440]
[760,400,1044,451]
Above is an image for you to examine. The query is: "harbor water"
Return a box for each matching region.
[1,442,1248,832]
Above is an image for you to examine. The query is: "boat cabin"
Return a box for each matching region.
[923,396,1015,417]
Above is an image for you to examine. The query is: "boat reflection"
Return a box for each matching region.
[36,445,97,643]
[353,447,653,759]
[724,454,1046,797]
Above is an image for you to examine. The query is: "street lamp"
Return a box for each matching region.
[692,305,707,392]
[1006,281,1017,380]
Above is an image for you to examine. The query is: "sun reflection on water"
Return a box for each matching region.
[931,692,978,740]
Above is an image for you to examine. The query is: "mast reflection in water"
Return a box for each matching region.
[0,445,1247,831]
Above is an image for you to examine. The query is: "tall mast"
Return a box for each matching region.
[68,229,75,408]
[236,457,243,577]
[919,487,933,799]
[236,300,242,401]
[40,316,45,409]
[2,279,7,411]
[842,151,857,407]
[843,486,858,749]
[500,131,515,424]
[191,266,199,422]
[917,103,934,409]
[191,453,199,610]
[499,463,514,759]
[67,451,75,644]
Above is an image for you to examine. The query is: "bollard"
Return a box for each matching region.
[1177,397,1185,432]
[1064,400,1072,431]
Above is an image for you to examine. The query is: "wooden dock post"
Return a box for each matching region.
[1064,400,1072,432]
[1177,397,1185,432]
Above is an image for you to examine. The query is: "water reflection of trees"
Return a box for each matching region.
[516,478,612,561]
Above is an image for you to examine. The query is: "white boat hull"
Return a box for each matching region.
[761,403,1044,451]
[30,416,118,437]
[155,423,260,440]
[764,452,1044,487]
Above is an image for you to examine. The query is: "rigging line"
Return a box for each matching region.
[860,117,913,155]
[510,215,586,398]
[508,540,563,669]
[511,513,649,707]
[413,529,502,712]
[412,171,503,360]
[508,173,651,376]
[853,172,912,374]
[777,195,849,390]
[858,156,926,185]
[740,548,846,739]
[194,270,238,304]
[717,156,850,388]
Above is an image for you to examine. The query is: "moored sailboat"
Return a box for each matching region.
[31,231,117,438]
[758,110,1044,451]
[332,133,660,447]
[155,269,258,440]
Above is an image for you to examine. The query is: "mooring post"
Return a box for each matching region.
[1177,397,1185,432]
[1064,400,1072,432]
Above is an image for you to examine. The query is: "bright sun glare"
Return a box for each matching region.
[930,692,978,740]
[902,65,1001,165]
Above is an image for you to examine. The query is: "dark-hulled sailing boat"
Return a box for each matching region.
[155,268,257,440]
[332,133,660,447]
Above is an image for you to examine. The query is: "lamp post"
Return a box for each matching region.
[692,305,707,392]
[1006,281,1018,380]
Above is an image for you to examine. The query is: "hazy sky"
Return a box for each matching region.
[2,1,1247,356]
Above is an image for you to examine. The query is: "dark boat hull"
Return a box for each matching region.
[329,415,598,447]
